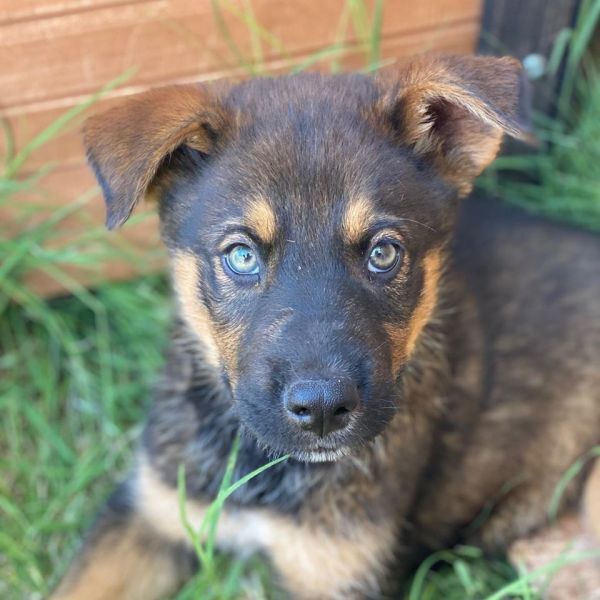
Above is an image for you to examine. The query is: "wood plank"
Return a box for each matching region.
[1,20,480,173]
[1,0,481,109]
[0,0,151,26]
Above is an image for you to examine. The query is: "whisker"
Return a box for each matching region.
[396,217,437,232]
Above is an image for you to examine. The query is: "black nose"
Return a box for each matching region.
[284,379,360,437]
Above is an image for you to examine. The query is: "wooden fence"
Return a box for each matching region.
[1,0,483,295]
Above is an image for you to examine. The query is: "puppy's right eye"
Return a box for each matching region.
[367,241,402,274]
[224,244,260,276]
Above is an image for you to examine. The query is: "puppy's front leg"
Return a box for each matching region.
[261,519,396,600]
[50,481,195,600]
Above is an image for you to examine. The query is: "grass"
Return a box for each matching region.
[174,438,289,600]
[1,0,599,598]
[0,275,171,598]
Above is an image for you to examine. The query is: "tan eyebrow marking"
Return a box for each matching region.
[244,197,277,244]
[341,197,376,245]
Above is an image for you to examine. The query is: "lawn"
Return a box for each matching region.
[1,1,599,598]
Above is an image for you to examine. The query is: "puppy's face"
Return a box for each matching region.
[84,56,530,461]
[162,101,450,461]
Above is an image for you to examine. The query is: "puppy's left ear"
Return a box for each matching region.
[83,84,232,229]
[375,54,534,195]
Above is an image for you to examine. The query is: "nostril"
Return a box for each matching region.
[284,378,360,437]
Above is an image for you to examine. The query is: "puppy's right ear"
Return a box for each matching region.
[83,85,232,229]
[374,54,534,196]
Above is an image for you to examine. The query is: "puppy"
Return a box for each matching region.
[52,54,600,599]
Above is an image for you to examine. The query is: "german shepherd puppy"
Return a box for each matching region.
[53,54,600,599]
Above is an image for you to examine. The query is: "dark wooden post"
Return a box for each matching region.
[478,0,582,115]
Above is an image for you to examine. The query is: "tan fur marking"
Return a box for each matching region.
[384,250,443,376]
[245,196,277,244]
[584,459,600,541]
[341,197,375,245]
[171,251,246,384]
[383,321,409,379]
[171,251,222,369]
[406,250,443,357]
[50,518,186,600]
[137,459,394,598]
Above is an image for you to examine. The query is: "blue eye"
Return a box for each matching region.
[368,241,401,273]
[225,244,259,276]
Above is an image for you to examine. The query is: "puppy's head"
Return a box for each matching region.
[84,55,530,461]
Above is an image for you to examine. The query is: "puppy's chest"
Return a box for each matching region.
[135,458,397,597]
[136,458,291,554]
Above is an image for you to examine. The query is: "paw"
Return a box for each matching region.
[508,514,600,599]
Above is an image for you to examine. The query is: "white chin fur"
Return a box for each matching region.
[292,446,352,463]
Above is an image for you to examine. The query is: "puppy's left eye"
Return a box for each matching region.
[225,244,259,275]
[367,241,402,274]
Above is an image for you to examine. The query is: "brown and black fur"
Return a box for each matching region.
[52,55,600,599]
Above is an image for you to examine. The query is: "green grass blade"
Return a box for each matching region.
[369,0,384,69]
[484,550,600,600]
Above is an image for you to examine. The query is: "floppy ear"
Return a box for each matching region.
[83,84,232,229]
[375,54,534,195]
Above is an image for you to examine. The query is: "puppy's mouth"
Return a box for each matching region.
[290,445,354,463]
[242,421,361,464]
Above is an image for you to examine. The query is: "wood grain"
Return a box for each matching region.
[0,1,151,26]
[2,20,480,173]
[1,0,481,109]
